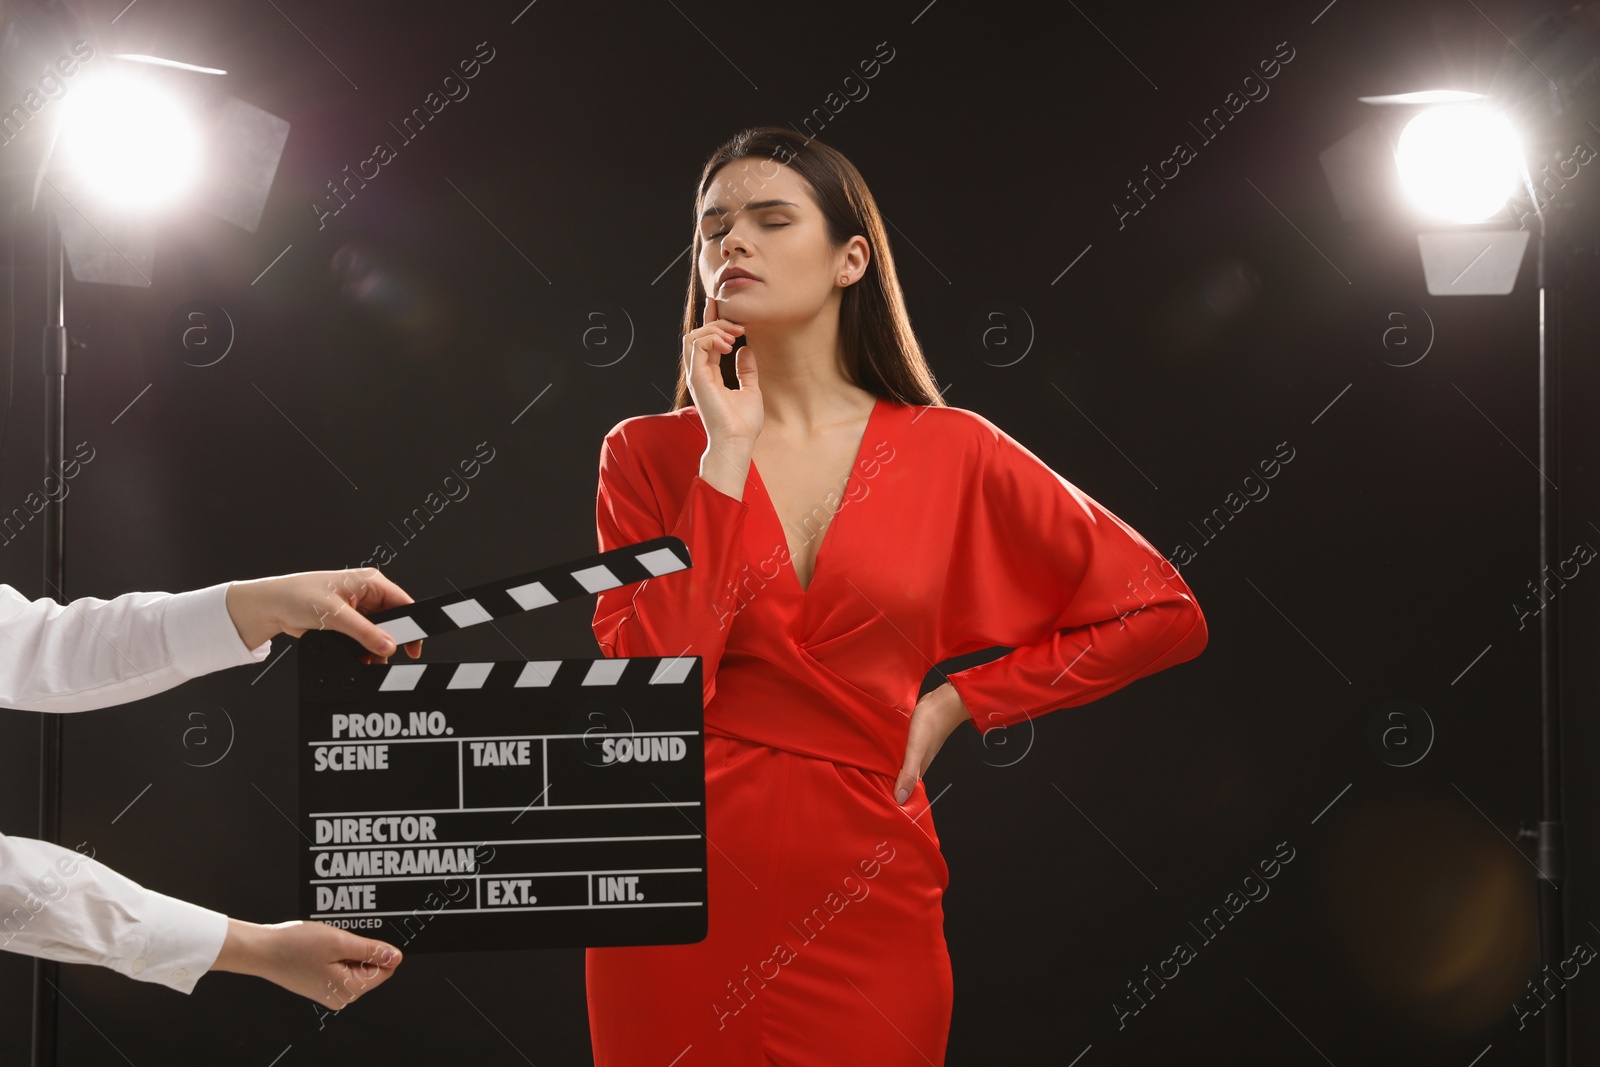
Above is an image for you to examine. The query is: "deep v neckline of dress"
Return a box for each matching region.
[748,395,885,597]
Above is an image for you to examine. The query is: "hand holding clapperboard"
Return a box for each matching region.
[297,536,707,953]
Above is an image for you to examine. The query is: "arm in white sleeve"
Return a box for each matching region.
[0,831,228,994]
[0,581,272,713]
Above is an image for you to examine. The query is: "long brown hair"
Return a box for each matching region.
[670,126,945,411]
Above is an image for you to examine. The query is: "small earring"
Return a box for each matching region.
[840,275,849,285]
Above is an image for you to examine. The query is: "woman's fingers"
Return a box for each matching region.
[683,295,744,399]
[894,689,973,805]
[895,706,929,805]
[735,343,759,391]
[318,599,400,657]
[684,291,758,445]
[894,745,922,806]
[325,568,422,657]
[346,568,414,614]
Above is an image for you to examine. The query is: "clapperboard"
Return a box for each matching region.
[297,536,707,953]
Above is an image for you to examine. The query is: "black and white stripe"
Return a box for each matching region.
[373,654,697,692]
[366,535,690,645]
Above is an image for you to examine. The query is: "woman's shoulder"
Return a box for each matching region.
[602,406,705,449]
[894,401,1004,452]
[894,402,1062,482]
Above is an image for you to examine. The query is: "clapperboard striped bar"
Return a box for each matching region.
[364,534,692,645]
[371,652,696,694]
[297,535,708,954]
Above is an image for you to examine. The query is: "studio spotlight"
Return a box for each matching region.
[54,71,203,211]
[1,6,292,1066]
[1319,8,1600,1066]
[1394,104,1524,224]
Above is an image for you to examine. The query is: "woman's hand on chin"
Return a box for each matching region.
[686,293,763,446]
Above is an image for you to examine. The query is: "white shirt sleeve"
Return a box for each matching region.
[0,581,273,712]
[0,832,229,994]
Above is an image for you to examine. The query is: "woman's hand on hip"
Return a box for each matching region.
[895,683,972,805]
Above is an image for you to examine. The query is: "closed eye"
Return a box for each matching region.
[707,224,788,238]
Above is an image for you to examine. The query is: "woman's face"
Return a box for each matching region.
[696,158,864,327]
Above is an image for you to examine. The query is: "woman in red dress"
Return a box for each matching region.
[585,127,1208,1065]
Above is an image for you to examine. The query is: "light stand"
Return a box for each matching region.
[30,204,67,1067]
[12,37,290,1067]
[1523,200,1568,1067]
[1321,81,1584,1064]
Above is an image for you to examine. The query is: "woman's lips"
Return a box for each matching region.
[719,277,759,289]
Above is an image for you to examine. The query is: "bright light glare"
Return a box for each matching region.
[1359,89,1485,106]
[112,53,228,75]
[57,75,201,211]
[1395,105,1522,223]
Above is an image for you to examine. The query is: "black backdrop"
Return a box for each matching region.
[2,0,1599,1063]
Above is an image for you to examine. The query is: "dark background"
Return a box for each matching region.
[2,0,1598,1063]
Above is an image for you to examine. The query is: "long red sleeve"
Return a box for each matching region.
[939,416,1207,731]
[592,418,753,707]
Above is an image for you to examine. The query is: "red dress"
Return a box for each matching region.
[585,396,1207,1065]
